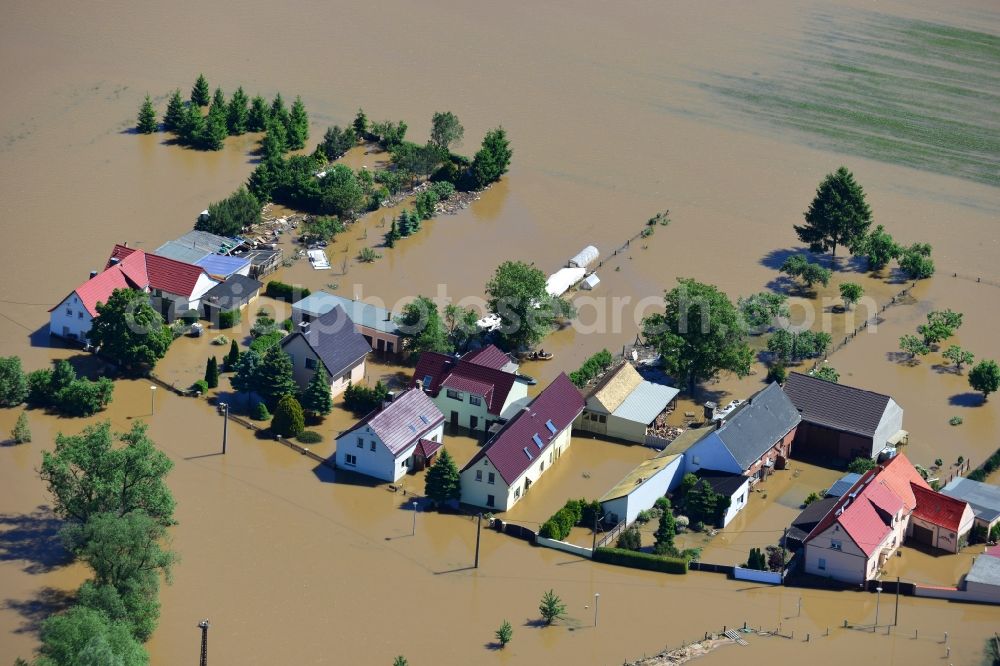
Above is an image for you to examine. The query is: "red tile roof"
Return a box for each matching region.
[460,373,584,485]
[461,345,512,370]
[107,245,210,298]
[838,496,895,557]
[339,389,444,457]
[875,453,928,511]
[911,483,970,532]
[64,266,132,317]
[411,352,518,416]
[415,438,443,459]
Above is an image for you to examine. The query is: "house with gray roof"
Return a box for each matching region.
[575,362,679,444]
[942,477,1000,534]
[280,306,371,399]
[783,372,905,463]
[684,382,801,482]
[292,291,403,354]
[335,389,445,482]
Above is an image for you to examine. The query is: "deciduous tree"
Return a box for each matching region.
[0,355,28,406]
[969,360,1000,400]
[839,282,863,309]
[780,254,832,290]
[353,108,369,137]
[472,127,512,188]
[396,296,452,358]
[37,606,148,666]
[737,292,789,332]
[198,186,261,236]
[847,457,875,474]
[430,111,464,150]
[899,334,930,359]
[271,394,305,437]
[87,289,172,373]
[812,366,840,383]
[486,260,573,351]
[850,224,901,271]
[898,242,934,279]
[943,345,974,371]
[643,278,753,395]
[918,309,962,346]
[794,166,872,261]
[39,421,175,526]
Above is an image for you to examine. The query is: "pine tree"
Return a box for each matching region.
[226,340,240,370]
[191,74,210,106]
[270,93,287,122]
[261,119,288,159]
[11,411,31,444]
[227,86,249,135]
[247,95,269,132]
[178,103,204,145]
[271,394,305,437]
[392,658,408,666]
[472,127,513,188]
[211,87,226,109]
[204,357,219,389]
[794,166,873,261]
[385,219,398,248]
[199,102,228,151]
[353,108,368,137]
[495,620,512,648]
[424,449,461,506]
[653,507,676,555]
[288,96,309,150]
[300,364,332,419]
[163,89,184,132]
[136,95,157,133]
[397,210,412,237]
[256,345,297,407]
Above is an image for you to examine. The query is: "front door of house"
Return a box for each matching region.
[470,415,478,430]
[451,411,459,427]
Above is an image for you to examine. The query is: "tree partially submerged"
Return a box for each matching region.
[486,260,575,351]
[643,278,753,395]
[87,289,172,373]
[538,589,567,625]
[969,360,1000,401]
[424,448,461,507]
[794,166,872,261]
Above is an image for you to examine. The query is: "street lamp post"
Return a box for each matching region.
[411,500,418,536]
[874,584,883,628]
[197,619,210,666]
[594,593,600,627]
[219,402,229,455]
[150,385,157,415]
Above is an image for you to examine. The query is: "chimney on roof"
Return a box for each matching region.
[89,270,98,279]
[123,241,129,248]
[382,391,396,409]
[715,418,723,431]
[110,257,120,266]
[298,320,310,334]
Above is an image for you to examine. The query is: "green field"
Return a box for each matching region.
[708,11,1000,187]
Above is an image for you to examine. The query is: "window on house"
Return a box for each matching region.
[341,372,351,383]
[77,311,83,319]
[597,414,607,423]
[446,389,461,400]
[514,487,520,499]
[487,472,495,485]
[486,495,495,507]
[344,454,357,466]
[831,540,842,551]
[356,437,363,449]
[469,395,481,406]
[818,558,826,571]
[305,357,317,370]
[401,460,406,468]
[540,461,545,472]
[692,456,700,466]
[66,308,72,316]
[287,354,295,367]
[476,470,482,482]
[370,441,376,451]
[549,451,553,464]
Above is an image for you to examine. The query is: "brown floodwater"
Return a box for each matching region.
[2,0,999,663]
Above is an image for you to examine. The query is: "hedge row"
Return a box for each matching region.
[218,309,241,329]
[968,446,1000,482]
[569,349,614,388]
[539,498,601,540]
[265,280,311,302]
[593,547,688,574]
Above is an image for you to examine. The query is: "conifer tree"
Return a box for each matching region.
[247,95,269,132]
[794,166,872,261]
[199,102,228,151]
[191,74,210,107]
[163,89,184,132]
[226,86,249,135]
[226,340,240,370]
[178,103,204,145]
[424,449,461,505]
[288,96,309,150]
[136,95,157,133]
[204,357,219,389]
[256,344,297,407]
[271,394,305,437]
[472,127,512,188]
[385,219,398,248]
[211,87,226,109]
[300,364,332,419]
[270,93,287,122]
[353,108,368,137]
[653,504,676,555]
[11,411,31,444]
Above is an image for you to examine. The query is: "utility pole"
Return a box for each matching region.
[594,593,600,627]
[474,513,482,568]
[198,619,210,666]
[411,500,418,536]
[894,576,900,626]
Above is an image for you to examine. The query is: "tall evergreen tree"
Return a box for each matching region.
[230,349,261,403]
[385,219,398,248]
[424,449,461,505]
[178,103,205,145]
[256,344,297,408]
[199,98,228,150]
[11,411,31,444]
[794,166,873,261]
[261,119,288,159]
[162,89,184,132]
[191,74,210,107]
[270,93,287,122]
[653,506,676,555]
[226,86,249,135]
[288,96,309,150]
[211,87,226,109]
[204,356,219,389]
[271,394,305,437]
[300,364,332,419]
[353,108,368,137]
[247,95,269,132]
[226,340,240,370]
[136,95,157,133]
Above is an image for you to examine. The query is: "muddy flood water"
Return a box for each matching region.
[2,0,999,664]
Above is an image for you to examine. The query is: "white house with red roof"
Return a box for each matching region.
[411,348,528,433]
[334,388,445,482]
[49,245,219,341]
[459,373,585,511]
[803,454,974,584]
